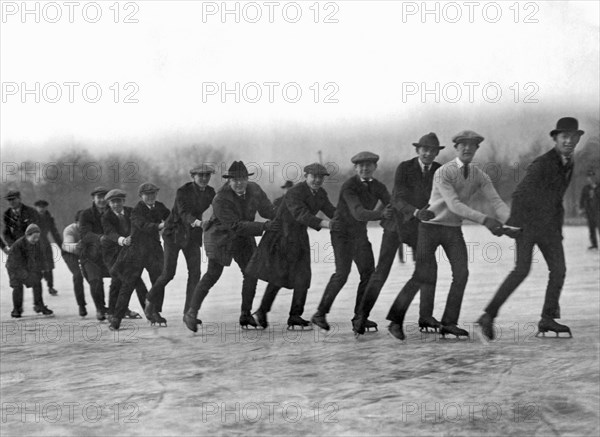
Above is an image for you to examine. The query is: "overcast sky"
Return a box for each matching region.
[1,0,598,162]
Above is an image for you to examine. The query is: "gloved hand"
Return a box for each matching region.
[263,220,282,232]
[501,226,522,239]
[382,205,394,220]
[330,219,343,233]
[483,217,503,236]
[192,219,203,228]
[415,207,435,222]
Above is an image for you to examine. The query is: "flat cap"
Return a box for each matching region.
[25,224,41,236]
[303,163,330,176]
[190,164,216,175]
[412,132,445,149]
[351,151,380,164]
[452,130,484,144]
[90,186,109,196]
[34,199,49,207]
[138,182,160,195]
[105,189,127,202]
[5,190,21,200]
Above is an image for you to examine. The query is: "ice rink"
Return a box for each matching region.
[1,225,599,436]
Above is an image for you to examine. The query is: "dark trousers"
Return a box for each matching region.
[62,252,86,307]
[585,212,598,247]
[113,256,161,320]
[485,229,565,319]
[81,260,107,312]
[13,282,44,310]
[259,284,309,317]
[358,229,406,318]
[42,270,54,288]
[107,277,148,314]
[146,238,201,313]
[189,245,257,315]
[387,223,468,326]
[317,231,375,315]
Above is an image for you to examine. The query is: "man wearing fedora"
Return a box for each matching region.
[354,133,442,335]
[146,165,216,322]
[101,189,147,322]
[34,199,62,297]
[273,180,294,210]
[112,183,170,330]
[6,224,54,317]
[3,190,39,249]
[579,168,599,250]
[246,163,336,329]
[311,152,393,331]
[183,161,277,331]
[388,131,510,341]
[79,187,112,320]
[479,117,584,339]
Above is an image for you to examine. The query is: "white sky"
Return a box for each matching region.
[1,0,598,159]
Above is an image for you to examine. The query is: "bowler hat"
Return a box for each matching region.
[5,190,20,200]
[303,163,330,176]
[412,132,445,149]
[138,182,160,195]
[90,186,109,197]
[223,161,254,179]
[25,224,40,236]
[105,189,127,202]
[190,164,216,176]
[34,200,49,207]
[452,130,484,145]
[281,180,294,189]
[550,117,584,137]
[351,152,380,164]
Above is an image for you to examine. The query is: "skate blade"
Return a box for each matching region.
[287,325,313,331]
[365,327,378,333]
[535,330,573,338]
[387,331,406,342]
[240,325,258,330]
[419,327,438,334]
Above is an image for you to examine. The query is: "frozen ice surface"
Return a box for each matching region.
[1,226,598,436]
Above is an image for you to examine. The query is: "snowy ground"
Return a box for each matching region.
[1,226,598,436]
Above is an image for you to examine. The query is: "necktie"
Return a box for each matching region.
[463,164,469,180]
[423,165,430,181]
[564,157,573,181]
[118,213,129,235]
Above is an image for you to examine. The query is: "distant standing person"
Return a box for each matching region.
[579,168,599,250]
[479,117,584,339]
[273,180,294,210]
[34,199,63,296]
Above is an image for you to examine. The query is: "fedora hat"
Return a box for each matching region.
[550,117,584,137]
[222,161,254,179]
[412,132,445,149]
[281,180,294,189]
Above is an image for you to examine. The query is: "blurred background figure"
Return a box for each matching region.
[579,168,600,250]
[34,199,63,296]
[273,180,294,210]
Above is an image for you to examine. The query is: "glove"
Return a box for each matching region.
[263,220,282,232]
[382,205,394,220]
[483,217,503,236]
[415,207,435,222]
[192,219,202,228]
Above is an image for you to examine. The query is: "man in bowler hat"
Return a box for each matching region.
[579,168,599,250]
[146,164,216,322]
[389,131,510,341]
[246,163,336,329]
[34,199,62,296]
[311,151,393,331]
[183,161,277,331]
[479,117,585,339]
[354,133,442,335]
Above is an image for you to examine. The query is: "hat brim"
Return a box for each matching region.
[412,143,445,149]
[91,191,109,196]
[550,129,585,137]
[222,173,254,179]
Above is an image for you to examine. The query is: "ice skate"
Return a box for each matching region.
[352,315,366,336]
[287,315,312,330]
[311,312,330,331]
[535,317,572,338]
[253,308,268,329]
[144,300,166,326]
[388,322,406,341]
[477,313,495,340]
[183,310,201,333]
[440,324,469,339]
[239,312,258,330]
[33,305,54,316]
[109,317,122,331]
[79,305,87,317]
[124,309,142,319]
[96,307,107,321]
[364,319,378,332]
[418,316,441,333]
[11,308,22,318]
[48,287,58,296]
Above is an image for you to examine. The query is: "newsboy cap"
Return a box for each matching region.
[303,163,330,176]
[5,190,21,200]
[105,189,127,202]
[138,182,160,195]
[90,186,109,196]
[412,132,445,149]
[34,199,49,207]
[281,180,294,189]
[550,117,584,137]
[351,152,380,164]
[452,130,484,145]
[25,224,41,236]
[190,164,216,176]
[222,161,254,179]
